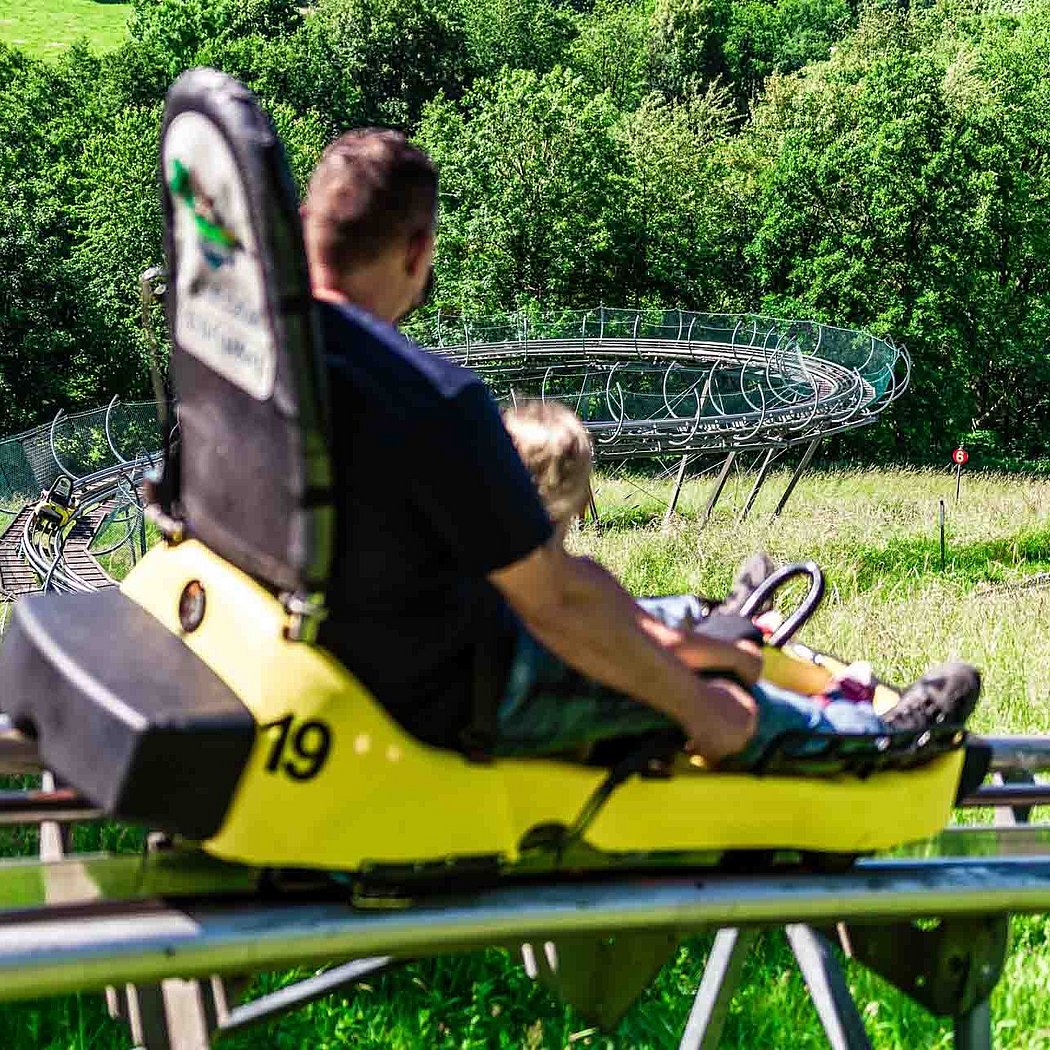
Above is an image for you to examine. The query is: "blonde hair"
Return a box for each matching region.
[503,400,593,528]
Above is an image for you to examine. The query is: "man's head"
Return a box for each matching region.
[302,129,438,325]
[503,400,593,543]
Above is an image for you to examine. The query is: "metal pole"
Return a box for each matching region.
[956,781,1046,811]
[739,448,777,523]
[139,268,168,414]
[955,462,963,505]
[586,484,599,527]
[662,455,691,530]
[771,439,820,520]
[984,735,1050,773]
[702,452,736,526]
[953,998,992,1050]
[4,860,1050,1002]
[679,927,757,1050]
[221,957,394,1035]
[785,925,872,1050]
[991,769,1036,826]
[0,788,99,824]
[37,773,70,864]
[940,500,946,571]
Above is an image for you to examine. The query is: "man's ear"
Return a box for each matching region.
[404,227,434,277]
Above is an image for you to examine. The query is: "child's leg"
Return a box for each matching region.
[635,594,710,631]
[494,624,882,760]
[494,624,673,755]
[720,682,884,769]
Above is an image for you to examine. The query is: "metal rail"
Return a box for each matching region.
[420,308,910,462]
[0,854,1041,1005]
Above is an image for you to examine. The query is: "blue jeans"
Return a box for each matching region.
[493,595,885,764]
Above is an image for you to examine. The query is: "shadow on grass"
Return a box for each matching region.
[841,527,1050,597]
[584,504,664,531]
[585,512,1050,601]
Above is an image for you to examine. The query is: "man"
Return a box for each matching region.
[301,128,978,766]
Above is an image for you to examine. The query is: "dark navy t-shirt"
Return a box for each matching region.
[316,301,553,748]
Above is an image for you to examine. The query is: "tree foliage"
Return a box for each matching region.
[2,0,1050,461]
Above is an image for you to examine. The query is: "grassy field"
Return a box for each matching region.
[3,464,1050,1047]
[0,0,130,58]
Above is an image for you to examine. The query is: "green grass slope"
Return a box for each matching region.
[0,0,129,57]
[2,465,1050,1046]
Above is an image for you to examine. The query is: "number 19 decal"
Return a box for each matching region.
[261,715,332,781]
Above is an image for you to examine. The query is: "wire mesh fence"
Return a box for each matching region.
[0,401,163,516]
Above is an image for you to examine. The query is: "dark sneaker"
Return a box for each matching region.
[882,661,981,733]
[720,552,778,614]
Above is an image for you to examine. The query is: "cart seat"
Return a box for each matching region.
[43,476,73,510]
[0,66,331,843]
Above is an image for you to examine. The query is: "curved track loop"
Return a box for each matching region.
[418,308,910,460]
[0,310,908,593]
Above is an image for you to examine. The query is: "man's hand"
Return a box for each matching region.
[673,634,763,686]
[489,540,761,762]
[681,677,758,762]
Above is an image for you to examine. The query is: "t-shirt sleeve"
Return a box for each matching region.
[410,381,553,574]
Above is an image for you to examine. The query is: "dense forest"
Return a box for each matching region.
[1,0,1049,463]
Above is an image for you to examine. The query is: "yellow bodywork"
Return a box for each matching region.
[121,541,963,871]
[762,643,901,716]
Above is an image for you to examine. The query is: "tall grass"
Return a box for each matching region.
[3,465,1050,1047]
[0,0,130,58]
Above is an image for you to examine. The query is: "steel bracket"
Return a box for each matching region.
[522,930,680,1030]
[836,914,1010,1017]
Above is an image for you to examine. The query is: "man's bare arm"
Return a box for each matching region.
[488,540,758,761]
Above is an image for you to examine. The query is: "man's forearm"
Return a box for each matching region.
[520,555,749,732]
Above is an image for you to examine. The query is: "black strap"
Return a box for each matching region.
[695,612,763,646]
[459,619,515,762]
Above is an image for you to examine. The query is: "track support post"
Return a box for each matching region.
[680,926,871,1050]
[771,439,820,520]
[678,927,757,1049]
[739,448,776,522]
[836,914,1009,1049]
[786,924,872,1049]
[701,452,736,527]
[662,454,693,529]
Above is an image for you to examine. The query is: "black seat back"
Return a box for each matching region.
[45,476,73,509]
[158,68,333,598]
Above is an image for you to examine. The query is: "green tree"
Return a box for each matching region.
[418,68,626,311]
[647,0,732,102]
[272,0,473,130]
[457,0,577,79]
[616,89,746,309]
[724,0,853,102]
[0,196,141,430]
[739,4,1050,458]
[569,0,653,110]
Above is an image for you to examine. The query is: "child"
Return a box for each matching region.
[500,399,979,768]
[501,399,777,636]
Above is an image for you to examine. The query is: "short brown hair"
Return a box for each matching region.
[303,129,438,273]
[503,401,593,527]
